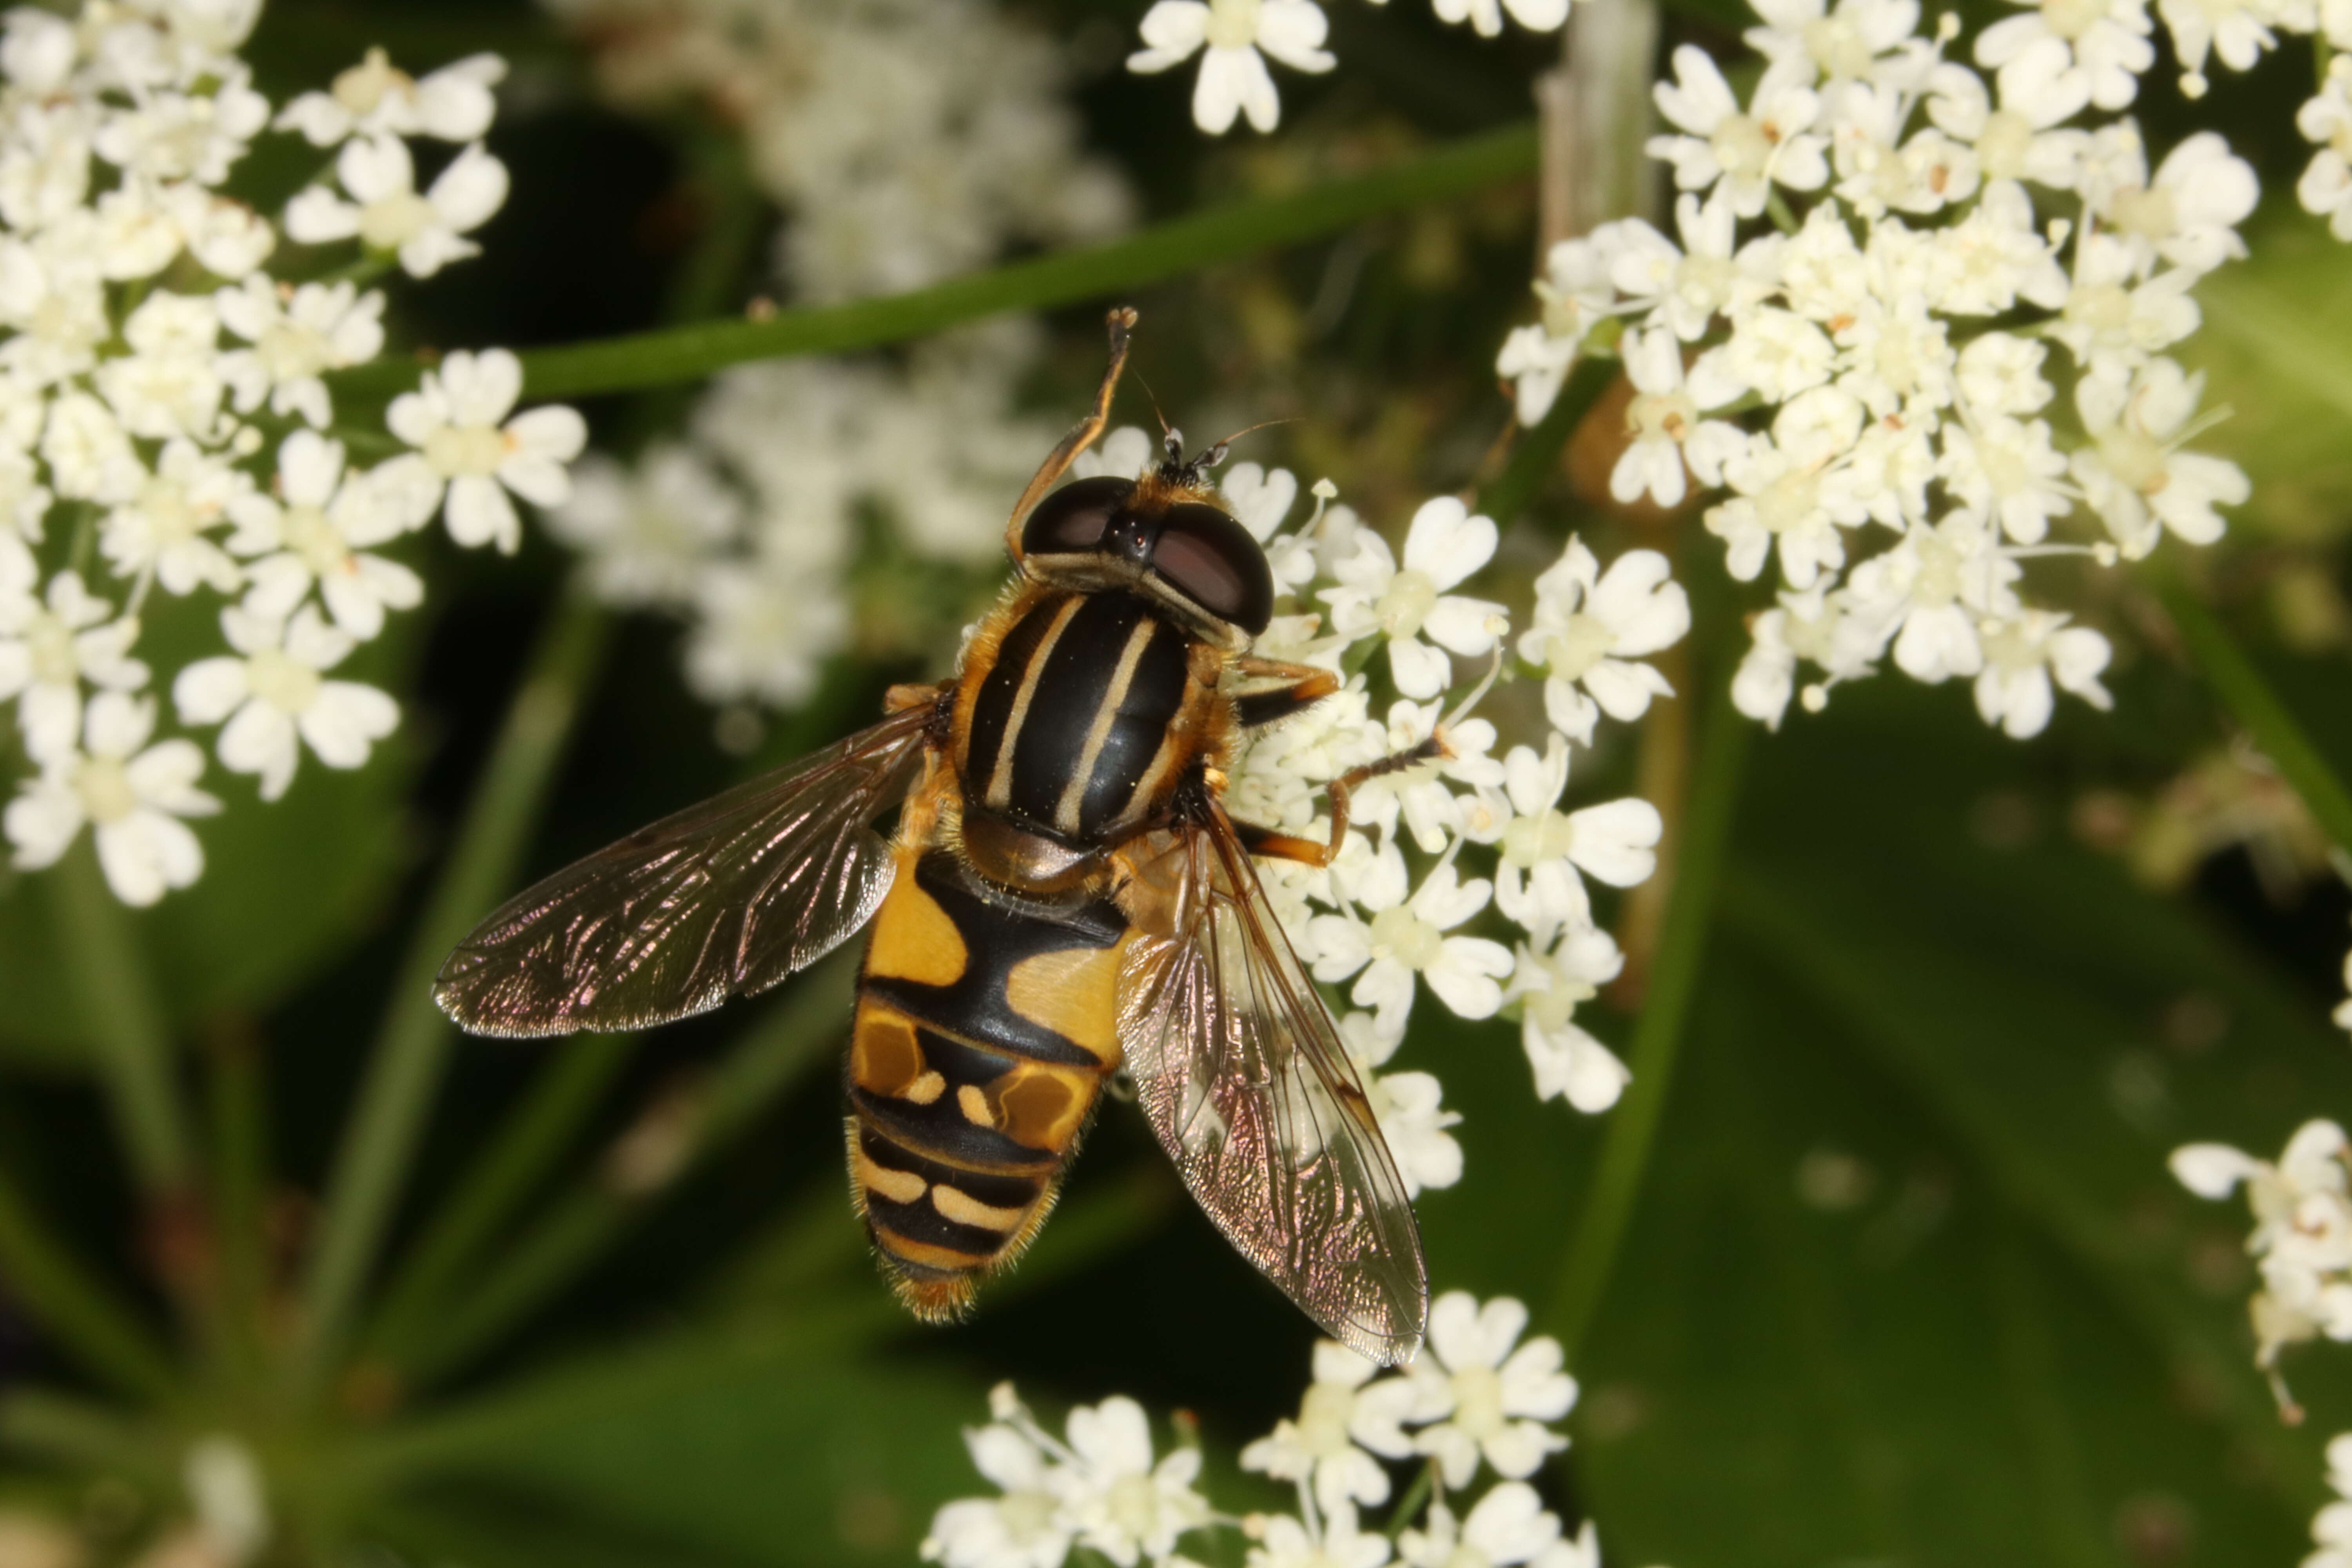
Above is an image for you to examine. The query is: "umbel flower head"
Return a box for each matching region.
[0,0,587,905]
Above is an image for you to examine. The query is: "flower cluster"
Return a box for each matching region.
[550,323,1061,712]
[0,1,583,906]
[2171,1119,2352,1417]
[1178,422,1677,1134]
[541,0,1130,304]
[538,0,1132,715]
[2305,1431,2352,1568]
[1127,0,1570,135]
[922,1292,1616,1568]
[1493,0,2294,740]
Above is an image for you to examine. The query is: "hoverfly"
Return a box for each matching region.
[434,309,1433,1363]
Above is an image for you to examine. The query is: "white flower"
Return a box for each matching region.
[284,134,508,279]
[1507,928,1630,1111]
[2173,1121,2352,1383]
[684,547,853,709]
[1127,0,1336,136]
[1399,1485,1586,1568]
[1519,538,1688,746]
[922,1420,1073,1568]
[173,606,397,800]
[2299,60,2352,241]
[95,289,225,441]
[1321,497,1505,699]
[2090,130,2258,277]
[1705,387,1869,591]
[1072,425,1156,483]
[1648,48,1830,218]
[1974,0,2154,110]
[214,276,385,429]
[2069,358,2247,559]
[1938,414,2073,544]
[1730,586,1879,728]
[1607,192,1777,341]
[1924,47,2092,191]
[1610,326,1746,508]
[1309,846,1514,1036]
[1841,516,2018,683]
[99,437,250,596]
[1743,0,1930,85]
[1345,1017,1465,1196]
[1056,1397,1214,1568]
[1495,234,1621,423]
[1954,330,2055,418]
[0,568,147,764]
[1406,1293,1576,1488]
[1432,0,1572,38]
[386,348,586,554]
[1972,610,2112,739]
[1248,1503,1391,1568]
[276,49,506,146]
[5,692,215,906]
[2156,0,2285,96]
[1494,737,1662,940]
[1241,1341,1421,1513]
[229,432,425,640]
[547,444,744,611]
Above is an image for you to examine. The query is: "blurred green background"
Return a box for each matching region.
[4,1,2352,1566]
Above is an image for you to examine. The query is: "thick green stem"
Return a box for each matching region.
[359,1030,633,1362]
[294,589,613,1397]
[2158,580,2352,855]
[1544,672,1748,1359]
[52,843,191,1200]
[325,124,1537,406]
[0,1165,179,1401]
[379,952,856,1389]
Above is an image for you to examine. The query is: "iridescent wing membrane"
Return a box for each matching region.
[1117,806,1429,1364]
[434,703,937,1037]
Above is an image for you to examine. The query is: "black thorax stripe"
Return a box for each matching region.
[971,591,1189,844]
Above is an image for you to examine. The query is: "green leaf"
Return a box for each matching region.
[352,1330,987,1568]
[2181,209,2352,541]
[1559,684,2349,1565]
[0,742,410,1067]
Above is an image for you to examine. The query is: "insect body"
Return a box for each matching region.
[434,309,1432,1363]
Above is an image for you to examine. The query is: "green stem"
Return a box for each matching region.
[204,1024,270,1380]
[380,952,857,1389]
[51,842,191,1200]
[2158,580,2352,855]
[0,1388,167,1477]
[293,588,613,1399]
[359,1030,633,1362]
[1383,1461,1440,1542]
[325,124,1538,405]
[0,1163,179,1401]
[1543,671,1748,1360]
[1471,357,1616,530]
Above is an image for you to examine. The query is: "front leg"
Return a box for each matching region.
[1229,655,1341,730]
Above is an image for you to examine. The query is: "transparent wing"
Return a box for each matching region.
[1117,808,1428,1364]
[434,701,938,1037]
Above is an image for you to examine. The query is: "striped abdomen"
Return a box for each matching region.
[956,589,1200,846]
[848,846,1132,1316]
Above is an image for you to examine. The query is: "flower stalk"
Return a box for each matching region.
[2158,579,2352,855]
[326,123,1539,405]
[1546,666,1748,1358]
[294,586,613,1400]
[52,841,191,1201]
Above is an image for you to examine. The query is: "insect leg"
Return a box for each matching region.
[1002,307,1138,566]
[1232,733,1450,868]
[1230,657,1340,730]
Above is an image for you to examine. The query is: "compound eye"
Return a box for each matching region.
[1020,476,1133,557]
[1150,502,1274,635]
